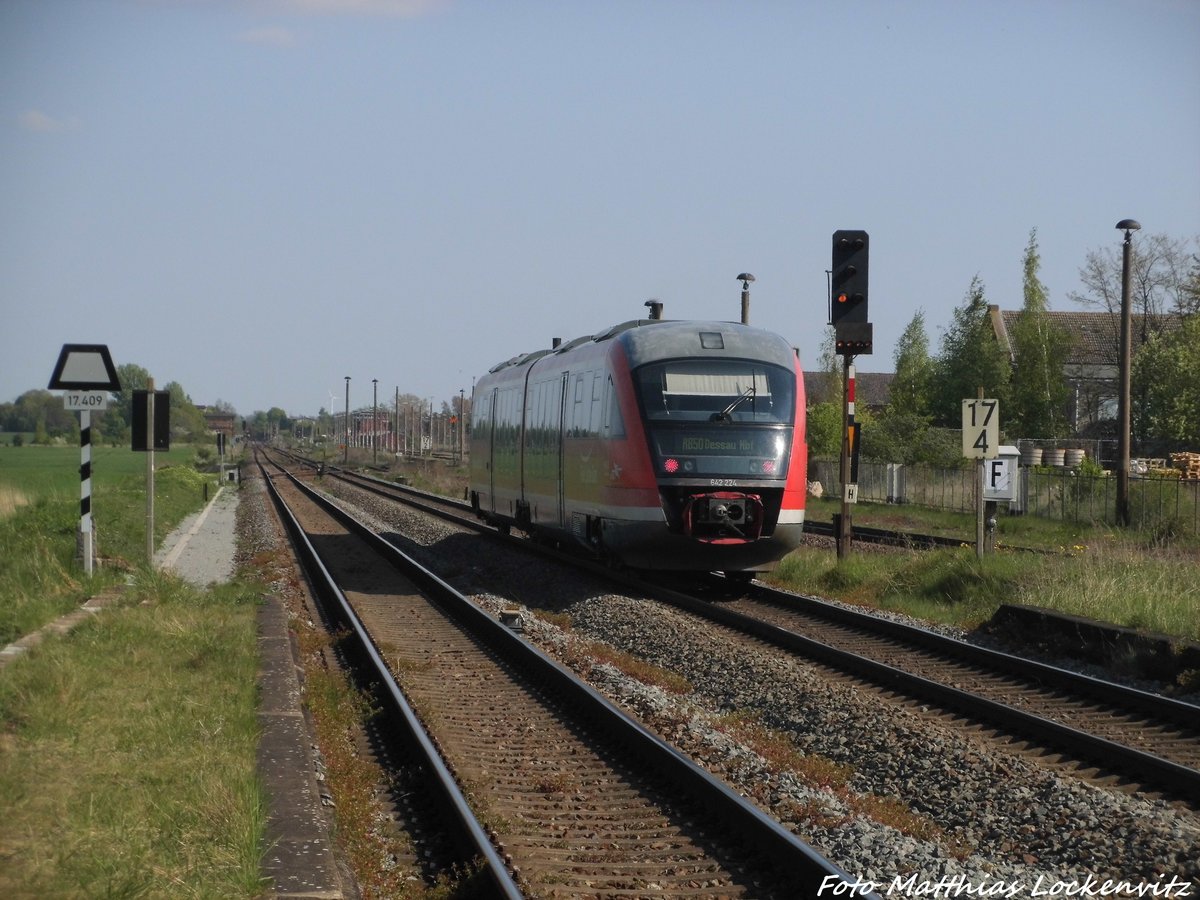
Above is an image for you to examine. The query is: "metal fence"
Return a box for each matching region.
[809,458,1200,533]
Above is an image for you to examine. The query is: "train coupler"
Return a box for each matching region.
[681,492,764,544]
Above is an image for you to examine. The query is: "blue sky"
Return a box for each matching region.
[3,0,1198,418]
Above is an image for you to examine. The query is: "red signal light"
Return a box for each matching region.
[761,459,777,474]
[664,458,680,474]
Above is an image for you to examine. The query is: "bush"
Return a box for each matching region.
[1143,515,1195,548]
[806,402,843,458]
[864,412,929,465]
[194,446,215,471]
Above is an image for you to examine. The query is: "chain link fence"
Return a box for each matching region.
[809,458,1200,534]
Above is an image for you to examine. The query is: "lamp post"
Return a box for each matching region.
[343,376,350,464]
[372,378,378,466]
[737,273,755,325]
[1115,218,1140,527]
[459,387,465,463]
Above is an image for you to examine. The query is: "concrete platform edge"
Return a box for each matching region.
[257,594,347,899]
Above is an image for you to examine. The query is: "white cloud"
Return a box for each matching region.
[265,0,449,17]
[235,25,299,45]
[18,110,79,133]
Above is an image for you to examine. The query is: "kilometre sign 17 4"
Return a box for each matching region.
[962,399,1000,460]
[63,391,110,411]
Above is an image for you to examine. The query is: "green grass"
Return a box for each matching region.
[769,501,1200,643]
[0,444,221,644]
[0,442,202,495]
[0,570,266,898]
[806,496,1117,548]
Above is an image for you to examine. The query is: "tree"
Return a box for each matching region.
[3,390,75,437]
[868,310,934,464]
[247,410,271,441]
[1133,314,1200,444]
[97,363,152,444]
[817,324,842,401]
[930,276,1010,427]
[1070,232,1198,325]
[267,407,291,438]
[1009,228,1070,437]
[1182,254,1200,316]
[806,401,843,459]
[163,381,210,443]
[888,310,933,418]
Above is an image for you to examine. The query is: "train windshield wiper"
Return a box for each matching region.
[711,384,755,422]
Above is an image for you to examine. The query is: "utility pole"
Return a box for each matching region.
[1115,219,1140,527]
[459,388,466,463]
[343,376,350,464]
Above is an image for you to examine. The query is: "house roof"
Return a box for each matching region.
[804,371,894,406]
[991,306,1183,367]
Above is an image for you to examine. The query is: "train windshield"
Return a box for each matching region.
[635,359,794,424]
[635,359,795,480]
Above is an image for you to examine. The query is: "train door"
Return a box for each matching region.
[557,372,569,526]
[487,387,498,514]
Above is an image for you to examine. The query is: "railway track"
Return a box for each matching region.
[801,518,1048,553]
[258,451,871,898]
[290,453,1200,806]
[670,581,1200,801]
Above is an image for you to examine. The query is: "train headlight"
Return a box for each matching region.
[663,457,696,475]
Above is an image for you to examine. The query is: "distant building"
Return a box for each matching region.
[199,407,237,438]
[804,371,893,412]
[988,305,1184,434]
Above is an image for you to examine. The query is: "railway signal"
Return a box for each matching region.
[831,230,872,355]
[829,230,874,557]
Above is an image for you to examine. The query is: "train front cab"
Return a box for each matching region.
[597,330,807,574]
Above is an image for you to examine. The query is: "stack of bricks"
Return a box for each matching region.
[1170,452,1200,480]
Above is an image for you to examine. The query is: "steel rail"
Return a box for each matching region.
[635,581,1200,803]
[802,518,1048,553]
[744,583,1200,728]
[277,451,1200,800]
[259,458,524,899]
[265,453,880,899]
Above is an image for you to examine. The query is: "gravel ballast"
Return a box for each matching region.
[315,478,1200,896]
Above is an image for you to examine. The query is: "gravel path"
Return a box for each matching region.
[155,485,240,587]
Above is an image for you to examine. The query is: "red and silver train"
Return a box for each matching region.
[468,312,807,576]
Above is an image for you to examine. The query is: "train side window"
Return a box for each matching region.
[603,375,625,438]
